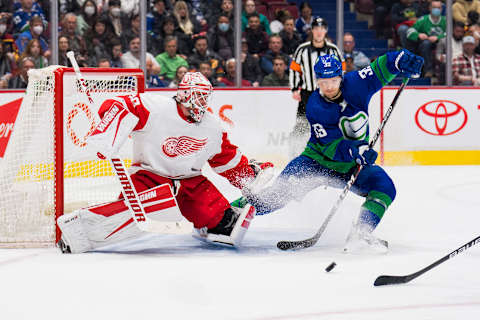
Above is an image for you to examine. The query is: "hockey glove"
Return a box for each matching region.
[244,159,275,194]
[347,141,378,165]
[395,49,424,79]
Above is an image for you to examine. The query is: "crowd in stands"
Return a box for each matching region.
[1,0,480,89]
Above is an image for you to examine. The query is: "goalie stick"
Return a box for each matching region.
[277,78,410,251]
[66,51,180,233]
[374,234,480,286]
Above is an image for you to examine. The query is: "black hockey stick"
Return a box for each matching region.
[374,235,480,286]
[277,78,410,251]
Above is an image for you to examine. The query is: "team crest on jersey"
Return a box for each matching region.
[339,112,368,140]
[162,136,208,158]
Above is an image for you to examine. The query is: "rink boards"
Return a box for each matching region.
[0,86,479,171]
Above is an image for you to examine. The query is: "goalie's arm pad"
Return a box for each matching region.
[87,95,149,159]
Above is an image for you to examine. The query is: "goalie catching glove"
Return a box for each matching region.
[86,96,139,159]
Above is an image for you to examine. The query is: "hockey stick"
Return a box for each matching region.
[277,78,410,251]
[374,235,480,286]
[66,51,180,233]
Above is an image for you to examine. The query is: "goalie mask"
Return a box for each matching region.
[176,72,213,122]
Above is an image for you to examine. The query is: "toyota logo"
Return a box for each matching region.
[415,100,468,136]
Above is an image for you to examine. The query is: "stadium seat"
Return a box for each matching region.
[285,5,299,19]
[256,5,268,18]
[354,0,375,15]
[268,3,290,21]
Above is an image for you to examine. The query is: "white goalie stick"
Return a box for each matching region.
[66,51,182,233]
[277,78,410,251]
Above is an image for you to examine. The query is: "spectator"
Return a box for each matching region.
[208,0,234,27]
[280,17,302,56]
[270,9,291,34]
[198,61,223,87]
[453,35,480,85]
[188,0,208,31]
[260,34,291,76]
[173,1,200,37]
[343,32,370,70]
[208,14,234,61]
[156,35,189,81]
[124,13,160,56]
[97,57,111,67]
[77,0,99,37]
[60,13,89,66]
[159,16,192,57]
[8,56,34,89]
[453,0,480,25]
[168,64,188,88]
[406,0,445,78]
[435,22,465,84]
[12,0,47,34]
[296,2,317,41]
[147,58,167,88]
[344,53,355,72]
[241,0,271,35]
[20,38,48,69]
[58,0,82,15]
[261,56,289,87]
[467,11,480,43]
[85,16,117,66]
[187,35,224,77]
[121,0,140,17]
[220,58,251,87]
[240,37,262,87]
[121,35,161,73]
[15,16,49,57]
[109,38,123,68]
[0,43,13,88]
[58,36,72,67]
[101,0,129,38]
[391,0,420,48]
[373,0,394,39]
[150,0,168,38]
[243,13,269,57]
[0,16,18,63]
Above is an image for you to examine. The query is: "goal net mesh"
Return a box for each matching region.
[0,66,142,247]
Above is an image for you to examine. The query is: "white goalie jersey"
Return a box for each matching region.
[95,93,253,186]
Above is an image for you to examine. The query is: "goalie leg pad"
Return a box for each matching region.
[57,184,190,253]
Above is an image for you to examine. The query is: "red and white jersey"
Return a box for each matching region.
[98,94,254,188]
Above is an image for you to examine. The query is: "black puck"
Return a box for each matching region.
[325,261,336,272]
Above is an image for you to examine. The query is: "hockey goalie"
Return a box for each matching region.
[57,72,273,253]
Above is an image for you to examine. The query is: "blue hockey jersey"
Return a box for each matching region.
[302,52,400,173]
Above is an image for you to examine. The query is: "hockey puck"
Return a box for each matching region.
[325,261,336,272]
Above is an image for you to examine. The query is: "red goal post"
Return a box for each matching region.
[0,66,144,247]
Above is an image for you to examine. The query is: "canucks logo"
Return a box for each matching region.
[339,112,368,140]
[320,55,331,67]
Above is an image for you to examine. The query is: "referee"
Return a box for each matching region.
[288,17,344,157]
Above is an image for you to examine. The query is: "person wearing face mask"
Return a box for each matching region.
[0,16,18,64]
[207,14,234,61]
[76,0,98,37]
[453,0,480,25]
[12,0,47,34]
[406,0,446,78]
[15,16,50,58]
[100,0,128,37]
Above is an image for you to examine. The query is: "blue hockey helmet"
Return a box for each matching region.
[314,54,343,79]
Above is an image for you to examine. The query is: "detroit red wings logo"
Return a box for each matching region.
[162,136,208,157]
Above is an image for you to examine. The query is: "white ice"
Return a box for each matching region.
[1,166,480,320]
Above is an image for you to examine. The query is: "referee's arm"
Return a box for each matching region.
[289,45,303,101]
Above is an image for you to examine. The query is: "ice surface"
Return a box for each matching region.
[1,166,480,320]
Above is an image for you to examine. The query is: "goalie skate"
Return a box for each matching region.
[343,224,388,254]
[192,199,256,247]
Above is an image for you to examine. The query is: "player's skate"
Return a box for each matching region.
[343,222,388,254]
[192,199,255,247]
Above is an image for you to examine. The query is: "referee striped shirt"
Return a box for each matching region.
[289,40,344,92]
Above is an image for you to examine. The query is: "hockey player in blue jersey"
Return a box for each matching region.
[243,49,424,251]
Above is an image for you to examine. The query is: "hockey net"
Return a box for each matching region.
[0,66,144,247]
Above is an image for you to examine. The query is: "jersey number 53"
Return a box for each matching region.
[313,123,327,138]
[358,66,373,79]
